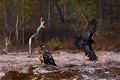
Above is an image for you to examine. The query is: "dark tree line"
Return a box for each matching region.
[0,0,120,50]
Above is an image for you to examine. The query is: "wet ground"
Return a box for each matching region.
[0,50,120,80]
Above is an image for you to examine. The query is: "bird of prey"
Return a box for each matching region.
[75,19,98,62]
[38,45,57,66]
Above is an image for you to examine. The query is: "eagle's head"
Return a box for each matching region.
[40,45,44,50]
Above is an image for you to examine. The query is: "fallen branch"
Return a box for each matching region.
[29,17,45,53]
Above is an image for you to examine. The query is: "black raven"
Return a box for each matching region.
[75,19,98,62]
[38,45,57,66]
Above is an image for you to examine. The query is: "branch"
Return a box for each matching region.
[29,17,45,53]
[37,17,45,33]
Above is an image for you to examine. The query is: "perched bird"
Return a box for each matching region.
[38,45,57,66]
[75,19,98,62]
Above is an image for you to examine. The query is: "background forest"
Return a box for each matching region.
[0,0,120,51]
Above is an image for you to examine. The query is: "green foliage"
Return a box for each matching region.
[47,37,62,50]
[23,0,34,23]
[70,0,98,18]
[0,41,5,49]
[0,0,11,5]
[0,39,15,51]
[71,24,80,32]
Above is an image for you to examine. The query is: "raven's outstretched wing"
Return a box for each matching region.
[83,19,98,40]
[75,19,98,62]
[83,44,98,62]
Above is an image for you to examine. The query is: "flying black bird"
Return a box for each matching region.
[75,19,98,62]
[38,45,57,66]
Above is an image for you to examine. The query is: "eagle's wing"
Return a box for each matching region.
[83,19,97,40]
[43,51,57,66]
[83,44,98,62]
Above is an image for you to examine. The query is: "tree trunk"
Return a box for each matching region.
[55,3,65,23]
[22,0,24,46]
[29,33,37,53]
[99,0,103,27]
[63,3,67,18]
[4,0,8,38]
[48,0,51,27]
[15,14,19,46]
[22,27,24,46]
[39,0,43,16]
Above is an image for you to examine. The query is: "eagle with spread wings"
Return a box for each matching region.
[75,19,98,62]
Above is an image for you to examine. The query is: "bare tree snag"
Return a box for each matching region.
[29,17,45,53]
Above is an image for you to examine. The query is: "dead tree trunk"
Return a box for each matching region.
[29,17,45,53]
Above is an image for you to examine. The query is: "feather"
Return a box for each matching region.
[83,45,98,62]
